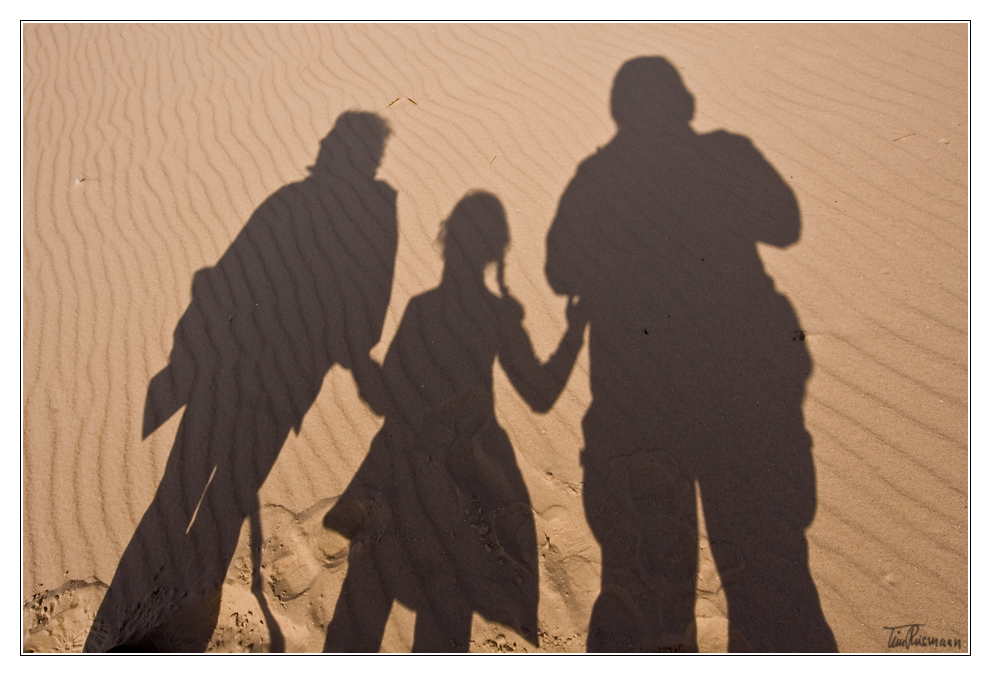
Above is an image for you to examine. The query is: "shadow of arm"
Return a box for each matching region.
[350,351,390,418]
[498,295,586,414]
[711,131,801,248]
[142,364,189,439]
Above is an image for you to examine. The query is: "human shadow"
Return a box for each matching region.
[84,111,399,652]
[322,192,585,652]
[545,57,838,652]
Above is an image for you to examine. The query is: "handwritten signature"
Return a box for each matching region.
[884,624,962,650]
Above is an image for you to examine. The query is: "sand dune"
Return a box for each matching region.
[22,23,967,652]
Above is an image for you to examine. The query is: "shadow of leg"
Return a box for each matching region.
[702,477,837,652]
[248,506,284,652]
[411,596,472,653]
[323,557,392,653]
[587,585,645,652]
[713,533,837,652]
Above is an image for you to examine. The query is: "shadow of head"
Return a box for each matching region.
[438,191,510,278]
[611,56,696,134]
[309,110,392,178]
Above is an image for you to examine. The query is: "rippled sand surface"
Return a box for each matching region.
[23,23,967,652]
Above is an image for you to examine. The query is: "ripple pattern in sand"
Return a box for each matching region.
[23,23,967,652]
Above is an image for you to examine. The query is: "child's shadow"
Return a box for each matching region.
[323,192,586,652]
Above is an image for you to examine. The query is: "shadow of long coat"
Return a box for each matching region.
[84,112,397,652]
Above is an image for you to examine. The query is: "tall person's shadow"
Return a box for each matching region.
[322,192,585,652]
[84,111,399,652]
[545,57,838,652]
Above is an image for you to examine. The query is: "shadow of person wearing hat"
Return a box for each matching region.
[85,111,398,652]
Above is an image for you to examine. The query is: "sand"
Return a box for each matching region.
[21,23,968,653]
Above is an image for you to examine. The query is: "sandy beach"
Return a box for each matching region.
[22,23,968,653]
